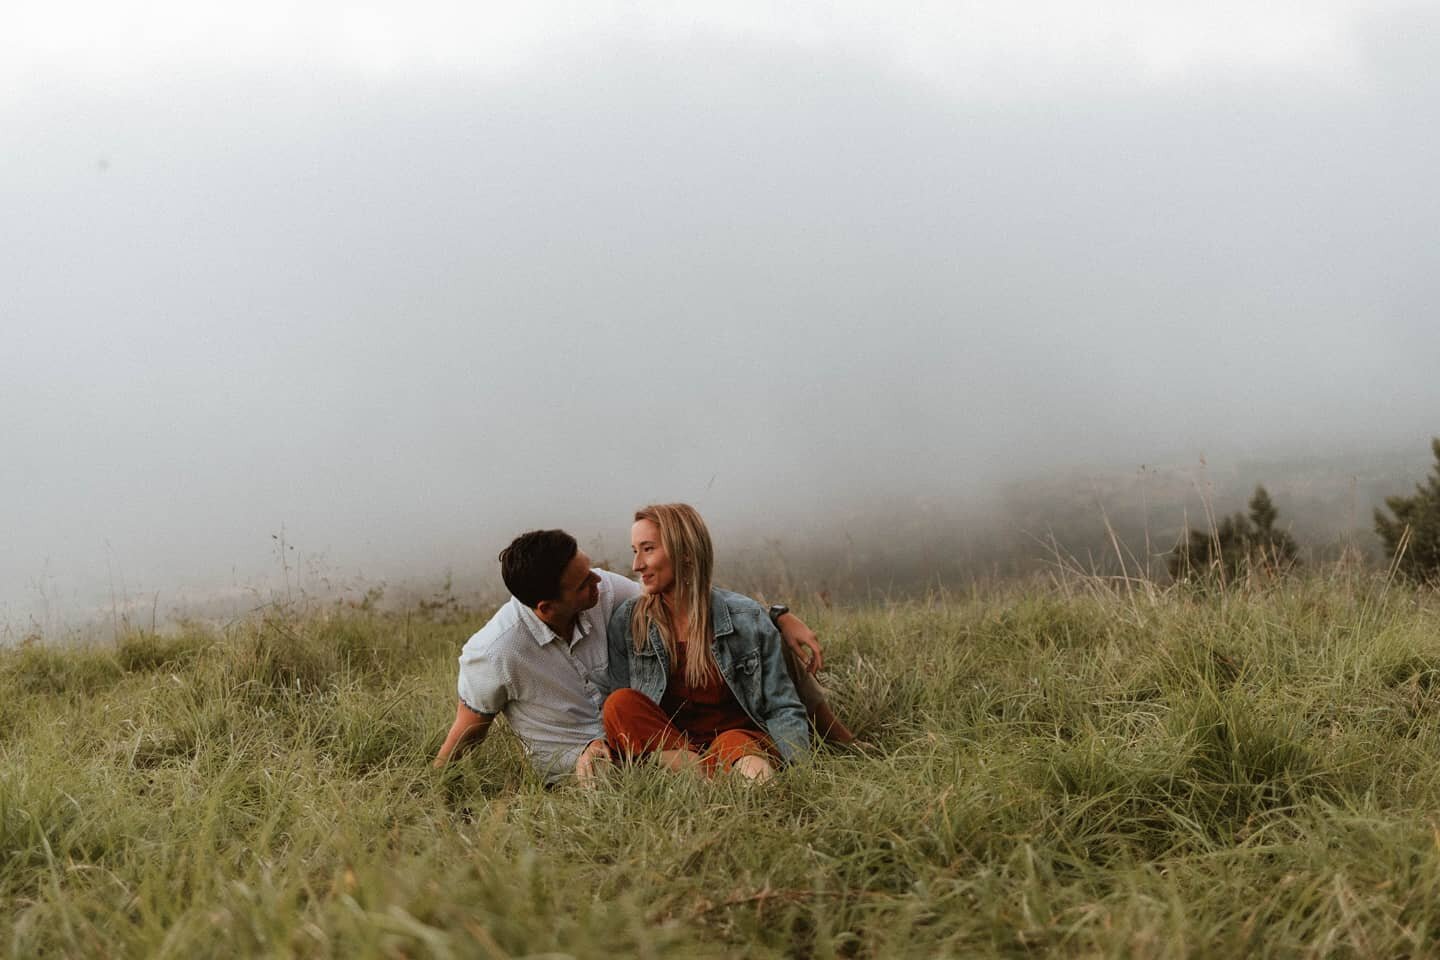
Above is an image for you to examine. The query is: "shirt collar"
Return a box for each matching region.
[515,597,591,647]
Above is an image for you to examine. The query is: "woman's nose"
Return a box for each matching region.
[632,553,643,571]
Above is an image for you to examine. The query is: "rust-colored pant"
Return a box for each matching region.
[601,688,777,775]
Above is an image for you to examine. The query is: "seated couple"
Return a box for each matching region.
[434,503,853,783]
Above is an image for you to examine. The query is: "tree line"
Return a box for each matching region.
[1170,436,1440,585]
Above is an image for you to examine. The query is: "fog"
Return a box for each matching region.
[4,2,1439,631]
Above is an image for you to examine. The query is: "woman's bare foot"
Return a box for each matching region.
[732,755,775,782]
[656,749,703,775]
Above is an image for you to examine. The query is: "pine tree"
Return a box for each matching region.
[1169,484,1298,584]
[1246,485,1298,570]
[1249,485,1279,533]
[1374,437,1440,583]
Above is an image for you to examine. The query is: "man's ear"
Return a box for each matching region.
[534,599,556,619]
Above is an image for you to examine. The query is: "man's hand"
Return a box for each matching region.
[574,738,613,784]
[777,613,823,674]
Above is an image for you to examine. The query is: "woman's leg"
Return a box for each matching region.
[781,644,857,745]
[601,689,699,771]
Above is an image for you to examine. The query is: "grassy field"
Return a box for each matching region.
[6,574,1440,958]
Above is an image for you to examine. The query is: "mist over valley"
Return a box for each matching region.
[5,2,1438,633]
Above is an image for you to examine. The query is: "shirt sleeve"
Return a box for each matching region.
[456,644,508,716]
[597,567,641,603]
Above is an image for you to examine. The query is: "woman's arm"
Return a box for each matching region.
[755,615,812,764]
[599,600,634,696]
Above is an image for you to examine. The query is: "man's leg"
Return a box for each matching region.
[601,689,700,772]
[781,645,856,745]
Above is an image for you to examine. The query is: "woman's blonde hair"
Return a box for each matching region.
[630,503,718,688]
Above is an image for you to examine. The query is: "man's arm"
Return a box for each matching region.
[773,609,824,674]
[596,575,829,673]
[595,570,825,672]
[433,700,495,767]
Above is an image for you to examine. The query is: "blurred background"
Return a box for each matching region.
[4,2,1437,634]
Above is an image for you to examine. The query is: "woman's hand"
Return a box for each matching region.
[776,613,824,674]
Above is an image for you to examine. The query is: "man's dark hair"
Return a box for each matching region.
[499,529,578,608]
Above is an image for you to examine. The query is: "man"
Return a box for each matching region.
[433,528,850,783]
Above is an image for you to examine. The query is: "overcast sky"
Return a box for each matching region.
[4,2,1438,628]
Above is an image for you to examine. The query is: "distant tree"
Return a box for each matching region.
[1374,437,1440,583]
[1169,485,1299,584]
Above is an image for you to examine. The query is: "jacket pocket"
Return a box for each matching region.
[631,645,667,703]
[729,651,764,715]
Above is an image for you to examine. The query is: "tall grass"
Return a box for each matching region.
[4,577,1440,957]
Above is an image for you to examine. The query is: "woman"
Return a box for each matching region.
[600,503,810,781]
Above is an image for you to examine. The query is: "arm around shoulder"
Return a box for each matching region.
[774,609,824,674]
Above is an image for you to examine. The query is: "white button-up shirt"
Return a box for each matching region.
[456,569,641,781]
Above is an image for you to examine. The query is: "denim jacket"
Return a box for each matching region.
[601,588,811,764]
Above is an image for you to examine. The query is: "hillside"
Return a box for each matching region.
[5,575,1440,956]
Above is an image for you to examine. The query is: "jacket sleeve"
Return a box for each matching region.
[755,613,812,764]
[599,599,634,697]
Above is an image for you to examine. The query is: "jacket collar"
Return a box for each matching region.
[708,589,734,637]
[642,590,735,649]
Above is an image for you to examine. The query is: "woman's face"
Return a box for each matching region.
[631,518,675,595]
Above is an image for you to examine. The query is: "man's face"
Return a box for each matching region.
[538,549,601,621]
